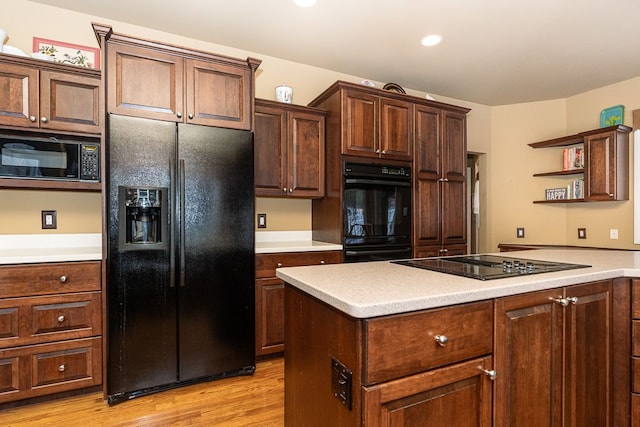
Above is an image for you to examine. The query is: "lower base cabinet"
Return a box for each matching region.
[285,277,632,426]
[0,261,102,404]
[495,278,630,427]
[255,250,341,357]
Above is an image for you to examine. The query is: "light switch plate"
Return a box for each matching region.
[257,213,267,229]
[578,228,586,239]
[516,227,525,238]
[41,210,57,229]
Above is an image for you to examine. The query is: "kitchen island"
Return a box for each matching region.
[277,249,636,426]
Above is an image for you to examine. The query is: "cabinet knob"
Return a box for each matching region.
[381,150,387,154]
[59,275,67,283]
[58,364,66,372]
[283,188,287,193]
[566,296,578,305]
[277,262,283,268]
[177,112,182,119]
[29,116,36,122]
[434,335,448,347]
[40,116,48,123]
[375,149,381,154]
[550,297,569,307]
[480,368,497,381]
[289,188,293,193]
[320,260,325,265]
[57,315,65,323]
[188,113,194,120]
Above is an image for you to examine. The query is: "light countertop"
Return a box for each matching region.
[0,234,102,264]
[276,249,640,318]
[255,231,342,254]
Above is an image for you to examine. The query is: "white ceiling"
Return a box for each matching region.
[30,0,640,105]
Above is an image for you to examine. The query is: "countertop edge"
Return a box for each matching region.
[276,249,640,318]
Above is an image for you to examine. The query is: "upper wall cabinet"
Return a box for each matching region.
[529,125,631,203]
[310,82,413,162]
[0,55,101,135]
[93,24,261,131]
[254,99,326,198]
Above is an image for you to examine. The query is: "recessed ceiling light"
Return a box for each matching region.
[294,0,317,7]
[421,34,442,47]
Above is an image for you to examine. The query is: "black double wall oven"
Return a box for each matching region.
[343,162,412,262]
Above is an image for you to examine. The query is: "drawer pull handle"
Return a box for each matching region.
[434,335,448,347]
[58,364,66,372]
[550,297,569,307]
[59,275,67,283]
[57,315,65,323]
[480,368,497,381]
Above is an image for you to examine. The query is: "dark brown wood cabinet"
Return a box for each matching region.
[95,24,260,130]
[254,99,326,198]
[255,251,341,357]
[0,261,103,404]
[413,104,470,257]
[310,81,412,162]
[529,125,631,203]
[495,279,630,426]
[0,55,101,135]
[285,285,494,427]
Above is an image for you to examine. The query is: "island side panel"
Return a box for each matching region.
[285,284,363,427]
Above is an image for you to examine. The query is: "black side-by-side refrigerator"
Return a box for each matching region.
[106,114,255,405]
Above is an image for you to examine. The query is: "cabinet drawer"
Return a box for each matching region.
[256,251,341,278]
[364,300,493,384]
[0,337,102,403]
[0,292,101,349]
[0,262,100,298]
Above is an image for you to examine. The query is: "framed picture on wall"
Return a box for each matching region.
[32,37,100,69]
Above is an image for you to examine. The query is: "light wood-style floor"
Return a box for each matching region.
[2,358,284,426]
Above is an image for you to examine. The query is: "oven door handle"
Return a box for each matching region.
[345,248,412,256]
[345,178,411,187]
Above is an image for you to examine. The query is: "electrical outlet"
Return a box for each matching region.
[610,228,619,239]
[578,228,586,239]
[257,213,267,229]
[516,227,525,238]
[41,210,57,229]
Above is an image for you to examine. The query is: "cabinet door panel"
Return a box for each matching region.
[363,356,493,427]
[343,90,378,158]
[289,110,325,197]
[443,112,467,179]
[380,98,412,161]
[494,289,564,427]
[255,278,284,356]
[442,179,467,244]
[414,178,441,246]
[414,104,441,178]
[0,62,38,128]
[107,43,184,121]
[186,59,250,130]
[39,71,101,134]
[254,105,287,196]
[564,280,612,427]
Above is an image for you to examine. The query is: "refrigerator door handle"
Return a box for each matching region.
[169,159,176,288]
[179,159,186,287]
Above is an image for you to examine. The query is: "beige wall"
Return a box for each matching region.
[4,0,639,252]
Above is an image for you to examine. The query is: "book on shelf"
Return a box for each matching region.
[562,145,584,171]
[545,177,584,201]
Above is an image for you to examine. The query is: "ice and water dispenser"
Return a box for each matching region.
[119,187,168,251]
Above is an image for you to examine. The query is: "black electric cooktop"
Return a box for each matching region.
[393,254,591,280]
